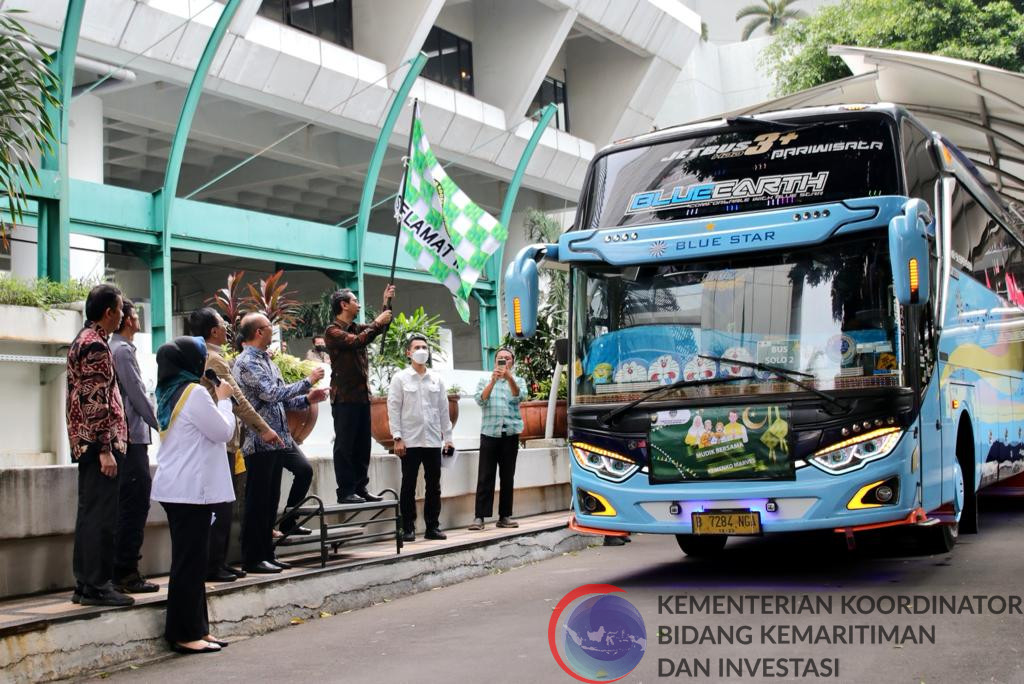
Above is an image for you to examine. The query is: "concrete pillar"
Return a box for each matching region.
[352,0,445,86]
[10,93,106,282]
[67,92,105,282]
[472,0,577,122]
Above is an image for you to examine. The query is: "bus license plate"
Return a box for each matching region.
[691,510,761,535]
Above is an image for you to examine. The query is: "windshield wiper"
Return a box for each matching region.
[697,355,850,414]
[597,375,753,427]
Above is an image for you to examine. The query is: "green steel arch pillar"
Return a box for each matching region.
[353,52,428,322]
[37,0,86,281]
[478,102,558,367]
[150,0,241,347]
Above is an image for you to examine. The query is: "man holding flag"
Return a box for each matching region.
[392,100,508,323]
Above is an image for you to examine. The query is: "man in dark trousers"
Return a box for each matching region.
[233,313,328,573]
[108,298,160,594]
[188,307,283,582]
[324,286,393,504]
[67,283,134,606]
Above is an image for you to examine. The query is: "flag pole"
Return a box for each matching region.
[380,99,419,352]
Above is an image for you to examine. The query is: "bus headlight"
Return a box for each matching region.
[570,441,640,482]
[810,428,902,474]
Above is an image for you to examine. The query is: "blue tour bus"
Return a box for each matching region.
[505,104,1024,556]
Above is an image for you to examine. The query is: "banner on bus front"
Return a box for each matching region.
[648,405,795,482]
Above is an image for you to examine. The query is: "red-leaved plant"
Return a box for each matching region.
[207,270,246,334]
[243,269,300,330]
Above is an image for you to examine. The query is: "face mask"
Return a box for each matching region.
[411,349,429,365]
[314,345,327,352]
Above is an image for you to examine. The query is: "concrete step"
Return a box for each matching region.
[0,511,588,683]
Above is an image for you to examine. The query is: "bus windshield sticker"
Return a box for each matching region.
[648,405,795,482]
[626,172,828,215]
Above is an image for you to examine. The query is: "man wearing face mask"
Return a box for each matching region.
[388,335,453,542]
[306,336,330,364]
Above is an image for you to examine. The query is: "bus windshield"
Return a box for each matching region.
[572,234,904,404]
[582,116,899,229]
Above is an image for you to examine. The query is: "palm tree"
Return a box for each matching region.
[736,0,806,41]
[0,9,57,247]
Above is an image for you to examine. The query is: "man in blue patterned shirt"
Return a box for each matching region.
[470,347,525,531]
[233,313,328,573]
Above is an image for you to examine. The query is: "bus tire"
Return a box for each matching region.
[675,534,727,557]
[922,523,958,554]
[957,421,979,534]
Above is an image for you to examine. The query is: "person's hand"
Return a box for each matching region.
[308,366,325,384]
[444,441,454,453]
[308,387,329,403]
[99,449,118,478]
[214,380,233,401]
[491,367,504,384]
[260,428,284,447]
[375,310,393,326]
[393,438,406,457]
[382,284,396,307]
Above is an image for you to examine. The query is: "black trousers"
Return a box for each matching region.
[273,446,312,533]
[113,442,151,580]
[208,449,243,573]
[73,445,122,590]
[400,447,442,533]
[242,450,279,566]
[161,502,212,644]
[475,435,519,519]
[332,402,371,499]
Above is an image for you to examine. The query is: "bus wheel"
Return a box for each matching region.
[956,429,979,534]
[675,534,727,558]
[922,523,958,554]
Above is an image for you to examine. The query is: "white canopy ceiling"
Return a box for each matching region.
[721,45,1024,208]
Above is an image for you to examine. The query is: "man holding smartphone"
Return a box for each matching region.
[388,334,453,542]
[470,347,525,531]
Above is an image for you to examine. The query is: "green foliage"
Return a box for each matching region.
[272,352,317,384]
[0,10,58,246]
[367,306,446,393]
[736,0,806,41]
[762,0,1024,95]
[447,383,463,396]
[291,292,332,339]
[0,275,92,310]
[534,371,568,401]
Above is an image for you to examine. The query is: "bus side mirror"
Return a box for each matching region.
[889,198,933,307]
[555,338,569,366]
[504,243,557,338]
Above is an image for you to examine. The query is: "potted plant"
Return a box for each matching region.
[366,306,456,450]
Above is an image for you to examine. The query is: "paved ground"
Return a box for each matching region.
[92,497,1024,684]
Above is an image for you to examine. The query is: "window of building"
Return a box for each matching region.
[529,75,569,133]
[258,0,353,50]
[421,26,474,95]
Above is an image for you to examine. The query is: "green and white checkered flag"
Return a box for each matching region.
[394,101,506,323]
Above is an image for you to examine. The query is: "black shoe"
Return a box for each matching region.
[71,582,83,604]
[268,557,292,570]
[496,517,519,529]
[206,569,237,582]
[225,566,247,578]
[80,586,135,607]
[206,638,230,648]
[603,536,627,547]
[115,572,160,593]
[339,494,366,504]
[281,526,313,536]
[424,528,447,540]
[402,530,416,542]
[357,489,383,503]
[244,561,282,574]
[171,642,222,655]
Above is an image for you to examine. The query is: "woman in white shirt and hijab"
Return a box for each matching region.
[151,336,234,654]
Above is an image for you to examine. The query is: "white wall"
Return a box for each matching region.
[435,1,476,41]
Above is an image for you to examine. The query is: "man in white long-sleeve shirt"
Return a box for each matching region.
[388,334,453,542]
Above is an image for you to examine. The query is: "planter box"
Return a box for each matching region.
[519,400,568,441]
[0,304,83,345]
